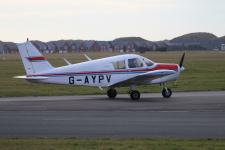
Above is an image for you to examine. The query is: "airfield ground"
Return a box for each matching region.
[0,139,225,150]
[1,91,225,150]
[1,91,225,138]
[0,51,225,97]
[0,51,225,149]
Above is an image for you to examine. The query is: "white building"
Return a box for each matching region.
[221,44,225,51]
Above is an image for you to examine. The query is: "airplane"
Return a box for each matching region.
[15,39,185,100]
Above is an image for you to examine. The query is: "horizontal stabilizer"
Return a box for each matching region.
[63,58,71,65]
[14,76,48,80]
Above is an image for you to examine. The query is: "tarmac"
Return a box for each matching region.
[0,91,225,138]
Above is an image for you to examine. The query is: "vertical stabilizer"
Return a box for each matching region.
[17,40,54,75]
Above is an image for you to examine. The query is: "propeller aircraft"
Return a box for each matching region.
[15,40,185,100]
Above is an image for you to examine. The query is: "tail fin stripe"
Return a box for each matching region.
[27,56,46,61]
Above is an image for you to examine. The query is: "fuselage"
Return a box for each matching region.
[26,54,180,87]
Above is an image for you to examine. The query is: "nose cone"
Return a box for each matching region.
[177,64,185,73]
[155,63,179,71]
[180,66,185,72]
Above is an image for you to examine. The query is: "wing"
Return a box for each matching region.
[110,70,176,87]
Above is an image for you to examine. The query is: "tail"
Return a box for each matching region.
[17,39,54,75]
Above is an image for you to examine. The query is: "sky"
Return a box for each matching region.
[0,0,224,42]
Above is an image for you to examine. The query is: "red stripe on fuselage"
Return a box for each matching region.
[153,64,178,71]
[27,56,46,61]
[27,63,178,77]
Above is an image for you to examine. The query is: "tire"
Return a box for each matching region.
[130,90,141,100]
[162,88,172,98]
[107,89,117,99]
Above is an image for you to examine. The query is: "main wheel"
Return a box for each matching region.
[107,88,117,99]
[162,88,172,98]
[130,90,141,100]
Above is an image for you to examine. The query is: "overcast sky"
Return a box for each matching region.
[0,0,224,42]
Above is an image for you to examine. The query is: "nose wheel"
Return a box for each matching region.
[107,88,117,99]
[130,90,141,100]
[162,87,172,98]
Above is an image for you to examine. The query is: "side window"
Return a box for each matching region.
[112,60,126,69]
[143,58,154,67]
[128,58,143,68]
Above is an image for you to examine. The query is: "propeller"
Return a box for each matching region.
[179,52,185,68]
[174,52,186,86]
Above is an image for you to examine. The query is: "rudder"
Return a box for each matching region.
[17,39,54,75]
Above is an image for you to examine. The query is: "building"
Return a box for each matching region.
[221,44,225,51]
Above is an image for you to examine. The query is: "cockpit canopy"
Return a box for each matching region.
[142,57,154,67]
[112,55,154,69]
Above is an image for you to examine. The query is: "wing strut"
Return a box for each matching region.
[84,54,92,61]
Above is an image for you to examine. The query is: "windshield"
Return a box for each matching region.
[142,57,154,67]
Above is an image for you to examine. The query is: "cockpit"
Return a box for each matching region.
[128,58,143,68]
[111,55,155,69]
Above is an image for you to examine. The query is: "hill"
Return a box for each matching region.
[170,32,221,50]
[112,37,156,52]
[113,37,148,42]
[172,32,217,42]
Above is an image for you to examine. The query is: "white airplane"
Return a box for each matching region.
[15,40,185,100]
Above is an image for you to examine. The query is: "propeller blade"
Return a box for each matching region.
[179,52,185,68]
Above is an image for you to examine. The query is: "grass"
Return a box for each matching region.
[0,51,225,97]
[0,139,225,150]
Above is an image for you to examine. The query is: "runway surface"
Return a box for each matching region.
[0,91,225,138]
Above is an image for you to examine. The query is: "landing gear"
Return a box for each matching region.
[107,88,117,99]
[161,83,172,98]
[130,90,141,100]
[162,87,172,98]
[129,85,140,100]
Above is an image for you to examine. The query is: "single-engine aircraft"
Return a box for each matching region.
[15,40,185,100]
